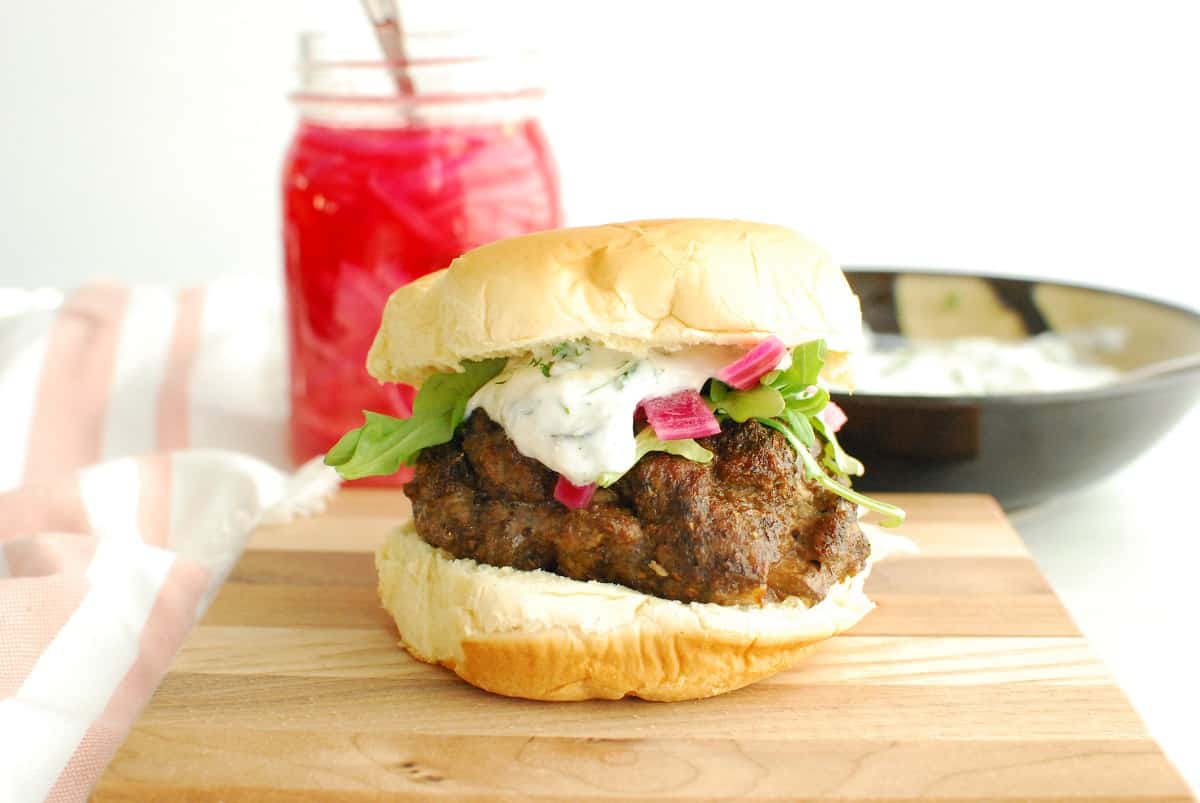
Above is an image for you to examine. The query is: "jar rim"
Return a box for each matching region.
[292,29,545,124]
[289,86,546,107]
[305,55,491,69]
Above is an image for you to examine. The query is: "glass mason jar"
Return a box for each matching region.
[282,31,562,482]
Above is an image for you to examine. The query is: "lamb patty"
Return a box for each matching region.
[405,411,870,606]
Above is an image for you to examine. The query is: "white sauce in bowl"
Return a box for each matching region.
[842,329,1123,396]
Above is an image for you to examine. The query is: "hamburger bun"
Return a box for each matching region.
[367,219,864,387]
[376,522,914,702]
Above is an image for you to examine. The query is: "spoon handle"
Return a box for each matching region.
[360,0,415,96]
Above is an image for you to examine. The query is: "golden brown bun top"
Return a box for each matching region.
[368,219,865,385]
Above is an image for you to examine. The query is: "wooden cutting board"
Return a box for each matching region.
[94,491,1191,802]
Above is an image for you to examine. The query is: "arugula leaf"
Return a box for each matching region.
[798,446,905,526]
[716,384,786,422]
[705,337,903,527]
[784,385,830,417]
[596,427,713,487]
[813,415,865,477]
[324,358,506,480]
[792,339,827,387]
[782,407,816,448]
[755,415,808,453]
[759,416,904,526]
[767,339,827,395]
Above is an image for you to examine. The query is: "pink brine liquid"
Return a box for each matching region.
[283,119,562,483]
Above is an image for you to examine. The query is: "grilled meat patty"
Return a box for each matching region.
[405,411,870,606]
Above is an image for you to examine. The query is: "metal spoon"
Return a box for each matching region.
[359,0,415,97]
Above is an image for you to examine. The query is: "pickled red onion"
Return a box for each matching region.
[716,336,788,389]
[642,390,721,440]
[821,400,848,433]
[554,475,597,509]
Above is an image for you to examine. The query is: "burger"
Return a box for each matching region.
[326,219,911,701]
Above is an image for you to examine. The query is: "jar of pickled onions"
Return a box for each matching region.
[282,31,562,482]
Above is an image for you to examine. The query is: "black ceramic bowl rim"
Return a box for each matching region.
[838,266,1200,406]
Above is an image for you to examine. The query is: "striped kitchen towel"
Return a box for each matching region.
[0,276,338,802]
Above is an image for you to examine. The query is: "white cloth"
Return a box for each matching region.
[0,276,339,802]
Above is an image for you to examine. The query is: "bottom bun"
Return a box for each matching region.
[376,521,914,702]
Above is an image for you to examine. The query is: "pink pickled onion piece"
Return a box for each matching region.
[554,475,597,509]
[821,401,848,433]
[642,390,722,440]
[716,336,789,390]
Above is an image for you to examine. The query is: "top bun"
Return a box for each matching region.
[367,219,864,386]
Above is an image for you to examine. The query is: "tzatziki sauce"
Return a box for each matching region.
[468,342,743,485]
[843,329,1123,396]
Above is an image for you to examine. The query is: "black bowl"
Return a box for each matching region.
[833,270,1200,510]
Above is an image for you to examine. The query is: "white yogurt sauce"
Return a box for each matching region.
[468,343,743,485]
[844,329,1123,396]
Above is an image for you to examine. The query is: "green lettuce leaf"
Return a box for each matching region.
[324,358,506,480]
[596,427,714,487]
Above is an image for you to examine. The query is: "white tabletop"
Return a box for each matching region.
[1011,405,1200,791]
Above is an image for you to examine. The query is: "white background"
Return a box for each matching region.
[3,0,1199,792]
[4,1,1199,301]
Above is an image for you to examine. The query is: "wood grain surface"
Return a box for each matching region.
[93,491,1192,802]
